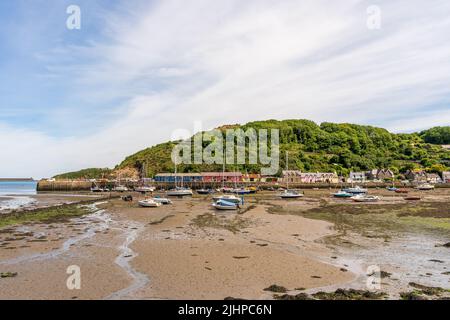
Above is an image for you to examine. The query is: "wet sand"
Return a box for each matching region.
[0,189,449,299]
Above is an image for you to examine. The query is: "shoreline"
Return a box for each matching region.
[0,190,448,299]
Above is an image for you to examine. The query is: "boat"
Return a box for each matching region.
[167,187,193,196]
[333,190,353,198]
[248,186,258,194]
[343,186,368,194]
[387,187,398,191]
[404,196,421,201]
[152,196,172,205]
[416,183,434,191]
[280,151,304,199]
[138,199,161,207]
[395,189,409,194]
[91,186,102,192]
[212,199,239,210]
[135,186,155,193]
[197,188,215,195]
[114,185,129,192]
[166,164,193,196]
[351,194,380,202]
[280,189,304,199]
[234,188,252,195]
[212,194,242,204]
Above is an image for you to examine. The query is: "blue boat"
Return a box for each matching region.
[333,190,353,198]
[212,199,238,210]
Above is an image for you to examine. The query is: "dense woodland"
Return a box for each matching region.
[54,120,450,179]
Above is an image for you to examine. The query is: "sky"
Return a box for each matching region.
[0,0,449,178]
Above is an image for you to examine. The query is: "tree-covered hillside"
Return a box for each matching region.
[54,120,450,179]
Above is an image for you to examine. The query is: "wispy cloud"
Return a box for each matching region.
[1,0,450,177]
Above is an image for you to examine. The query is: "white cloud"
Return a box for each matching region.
[1,0,450,178]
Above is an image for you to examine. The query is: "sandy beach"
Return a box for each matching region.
[0,189,449,300]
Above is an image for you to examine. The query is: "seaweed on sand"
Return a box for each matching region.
[191,213,252,234]
[312,289,387,300]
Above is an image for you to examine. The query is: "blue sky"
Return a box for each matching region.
[0,0,450,178]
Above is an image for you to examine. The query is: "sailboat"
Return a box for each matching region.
[212,199,239,210]
[279,151,304,199]
[167,164,193,196]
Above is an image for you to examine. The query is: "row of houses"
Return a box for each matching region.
[349,169,450,184]
[153,170,450,184]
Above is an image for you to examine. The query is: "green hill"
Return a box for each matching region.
[54,120,450,179]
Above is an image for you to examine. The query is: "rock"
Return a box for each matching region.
[408,282,445,296]
[400,292,427,300]
[263,285,288,293]
[274,293,313,300]
[312,289,387,300]
[0,272,18,278]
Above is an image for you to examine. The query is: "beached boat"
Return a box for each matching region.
[167,187,193,196]
[416,183,434,190]
[152,196,172,205]
[404,196,421,201]
[280,189,304,199]
[91,186,102,192]
[351,194,380,202]
[395,189,409,194]
[234,188,252,195]
[114,185,129,192]
[212,194,242,204]
[343,186,368,194]
[138,199,161,207]
[333,190,353,198]
[212,199,238,210]
[135,186,155,193]
[387,187,398,191]
[197,188,215,195]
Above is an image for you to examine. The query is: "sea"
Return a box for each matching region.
[0,180,38,211]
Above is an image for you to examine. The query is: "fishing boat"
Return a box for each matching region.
[197,188,215,195]
[416,183,434,190]
[280,189,304,199]
[333,190,353,198]
[212,199,239,210]
[351,194,380,202]
[138,199,161,207]
[212,194,242,204]
[343,186,368,194]
[152,196,172,205]
[135,186,155,193]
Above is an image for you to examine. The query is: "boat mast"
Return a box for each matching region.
[222,152,225,190]
[286,151,289,190]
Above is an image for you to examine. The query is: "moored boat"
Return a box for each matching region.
[138,199,161,207]
[114,185,129,192]
[416,183,434,191]
[212,199,239,210]
[135,186,155,193]
[280,189,304,199]
[333,190,353,198]
[167,187,193,196]
[197,188,215,195]
[152,196,172,204]
[351,194,380,202]
[343,186,368,194]
[212,194,242,204]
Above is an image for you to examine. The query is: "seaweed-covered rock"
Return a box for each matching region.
[408,282,445,296]
[263,284,288,293]
[400,292,427,300]
[312,289,387,300]
[0,272,18,278]
[274,293,313,300]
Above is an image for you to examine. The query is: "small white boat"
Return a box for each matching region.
[212,194,242,204]
[343,186,368,194]
[114,185,129,192]
[152,197,172,205]
[212,199,238,210]
[135,186,155,193]
[280,190,304,199]
[91,186,102,192]
[416,183,434,190]
[351,194,380,202]
[138,199,161,207]
[167,187,193,196]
